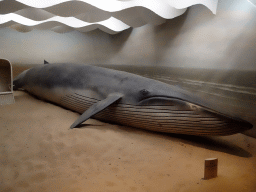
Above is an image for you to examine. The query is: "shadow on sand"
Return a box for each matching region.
[76,122,252,158]
[167,133,252,158]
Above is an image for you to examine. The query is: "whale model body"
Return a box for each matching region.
[13,63,253,135]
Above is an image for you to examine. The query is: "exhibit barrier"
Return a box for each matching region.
[0,59,15,105]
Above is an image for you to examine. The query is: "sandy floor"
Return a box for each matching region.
[0,91,255,192]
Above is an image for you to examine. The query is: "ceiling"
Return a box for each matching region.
[0,0,218,34]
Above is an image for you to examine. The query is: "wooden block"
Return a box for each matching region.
[204,158,218,180]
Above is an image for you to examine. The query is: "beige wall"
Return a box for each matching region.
[0,0,255,70]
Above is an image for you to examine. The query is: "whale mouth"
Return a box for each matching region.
[138,96,253,135]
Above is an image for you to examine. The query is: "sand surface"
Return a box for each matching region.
[0,91,256,192]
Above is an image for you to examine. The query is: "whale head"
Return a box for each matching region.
[115,77,253,135]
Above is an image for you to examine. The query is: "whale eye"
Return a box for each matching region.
[140,89,149,96]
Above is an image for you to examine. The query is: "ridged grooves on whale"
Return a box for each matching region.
[59,92,244,136]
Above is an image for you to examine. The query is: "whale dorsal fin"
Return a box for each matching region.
[44,60,49,64]
[70,93,123,129]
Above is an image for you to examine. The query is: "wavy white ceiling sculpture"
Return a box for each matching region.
[0,0,218,34]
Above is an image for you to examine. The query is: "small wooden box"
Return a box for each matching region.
[204,158,218,180]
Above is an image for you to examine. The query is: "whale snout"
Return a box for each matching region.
[236,119,253,130]
[196,107,253,135]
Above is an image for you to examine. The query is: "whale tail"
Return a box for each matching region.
[13,69,29,90]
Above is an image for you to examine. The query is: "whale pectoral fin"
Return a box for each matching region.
[70,93,123,129]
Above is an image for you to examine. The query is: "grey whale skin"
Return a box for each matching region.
[13,63,253,136]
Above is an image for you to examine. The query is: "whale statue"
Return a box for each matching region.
[13,63,253,136]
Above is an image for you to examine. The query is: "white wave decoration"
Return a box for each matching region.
[13,0,218,14]
[0,13,130,34]
[0,0,218,34]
